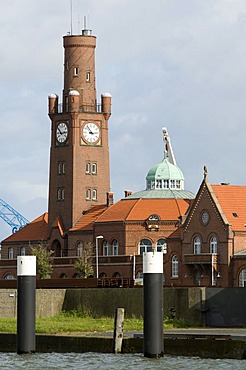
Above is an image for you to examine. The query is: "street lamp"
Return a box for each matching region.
[96,235,103,278]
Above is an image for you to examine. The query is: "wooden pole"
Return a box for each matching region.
[113,307,124,353]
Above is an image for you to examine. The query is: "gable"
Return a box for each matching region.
[182,180,228,235]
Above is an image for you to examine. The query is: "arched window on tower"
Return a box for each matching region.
[86,189,91,200]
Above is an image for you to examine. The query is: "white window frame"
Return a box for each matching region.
[86,189,91,200]
[86,71,90,82]
[20,246,26,256]
[92,189,97,200]
[112,240,119,256]
[239,269,246,287]
[194,236,201,254]
[171,255,179,278]
[157,239,167,253]
[76,241,83,257]
[210,236,218,254]
[74,67,79,76]
[103,240,110,256]
[86,162,91,174]
[163,180,169,189]
[92,163,97,174]
[8,247,14,260]
[139,239,152,255]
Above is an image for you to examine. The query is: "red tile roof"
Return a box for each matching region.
[2,213,48,243]
[70,204,108,231]
[211,184,246,231]
[95,198,190,223]
[71,198,190,232]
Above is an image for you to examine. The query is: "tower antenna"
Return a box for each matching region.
[70,0,73,35]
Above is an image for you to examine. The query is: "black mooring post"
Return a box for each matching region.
[143,251,164,358]
[17,256,36,354]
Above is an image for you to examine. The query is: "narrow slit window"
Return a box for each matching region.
[92,163,97,174]
[74,67,79,76]
[86,71,90,82]
[86,189,91,200]
[86,162,91,174]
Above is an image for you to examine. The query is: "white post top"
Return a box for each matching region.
[17,256,36,276]
[143,251,163,274]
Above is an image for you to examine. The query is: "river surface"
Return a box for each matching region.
[1,353,246,369]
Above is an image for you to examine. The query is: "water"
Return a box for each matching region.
[1,353,245,370]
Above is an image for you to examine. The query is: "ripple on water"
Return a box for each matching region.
[0,353,246,370]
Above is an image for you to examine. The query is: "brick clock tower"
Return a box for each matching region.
[48,28,111,246]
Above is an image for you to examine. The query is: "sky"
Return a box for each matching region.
[1,0,246,240]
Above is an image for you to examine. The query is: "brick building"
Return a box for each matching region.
[2,27,246,287]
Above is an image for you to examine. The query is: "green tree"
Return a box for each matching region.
[74,241,94,278]
[31,242,54,279]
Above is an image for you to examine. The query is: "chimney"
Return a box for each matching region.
[107,192,114,207]
[124,190,132,198]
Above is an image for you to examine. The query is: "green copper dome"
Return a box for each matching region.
[146,158,184,181]
[124,128,195,200]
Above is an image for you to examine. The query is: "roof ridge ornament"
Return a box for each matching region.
[204,164,208,180]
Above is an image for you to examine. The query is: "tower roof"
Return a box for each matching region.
[146,158,185,181]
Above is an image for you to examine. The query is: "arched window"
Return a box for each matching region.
[194,236,201,254]
[19,246,26,256]
[113,272,121,278]
[51,239,62,257]
[139,239,152,255]
[103,240,110,256]
[239,269,246,287]
[171,255,179,278]
[112,240,119,256]
[157,239,167,253]
[8,248,14,260]
[99,272,107,278]
[210,236,218,254]
[86,189,91,200]
[136,270,143,279]
[76,241,83,257]
[4,273,15,280]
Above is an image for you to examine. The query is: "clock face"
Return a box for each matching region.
[56,122,68,143]
[82,122,100,143]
